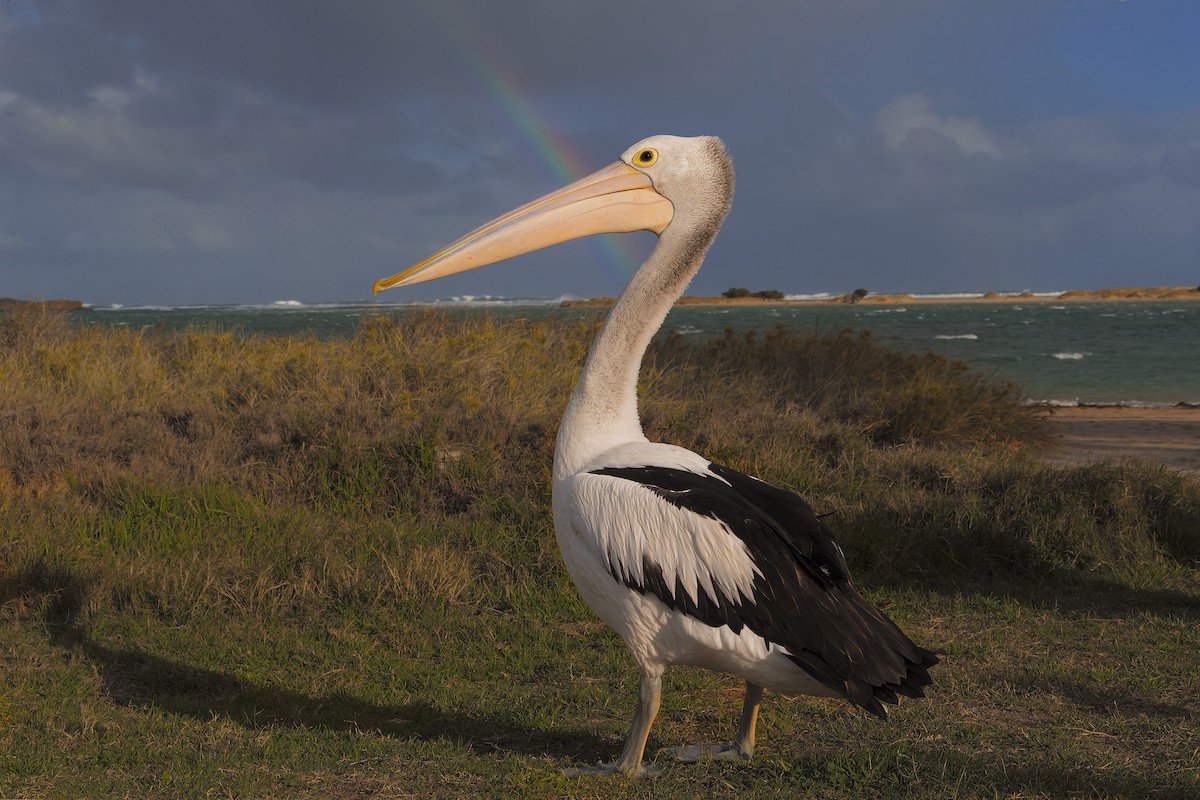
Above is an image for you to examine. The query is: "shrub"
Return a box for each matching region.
[650,326,1043,448]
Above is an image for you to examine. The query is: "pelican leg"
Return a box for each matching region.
[616,672,663,771]
[662,680,763,763]
[562,673,663,776]
[733,681,763,758]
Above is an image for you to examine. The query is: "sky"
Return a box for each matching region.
[1,0,1198,305]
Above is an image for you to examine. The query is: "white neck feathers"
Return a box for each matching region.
[553,147,733,481]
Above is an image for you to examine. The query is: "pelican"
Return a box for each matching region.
[374,135,938,774]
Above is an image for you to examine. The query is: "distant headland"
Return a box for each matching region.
[0,297,89,312]
[559,285,1200,308]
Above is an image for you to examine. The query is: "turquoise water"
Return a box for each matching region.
[77,299,1199,406]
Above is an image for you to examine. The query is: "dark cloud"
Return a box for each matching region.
[0,0,1197,304]
[0,15,134,104]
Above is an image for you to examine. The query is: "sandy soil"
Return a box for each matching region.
[1037,406,1200,475]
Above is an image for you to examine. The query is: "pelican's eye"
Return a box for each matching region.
[634,148,658,167]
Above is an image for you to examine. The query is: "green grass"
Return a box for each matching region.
[1,307,1197,798]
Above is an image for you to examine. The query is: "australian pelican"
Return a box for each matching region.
[374,135,938,774]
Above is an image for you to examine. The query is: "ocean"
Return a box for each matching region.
[79,297,1199,408]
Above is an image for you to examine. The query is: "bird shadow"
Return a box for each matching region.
[6,560,616,766]
[915,571,1200,623]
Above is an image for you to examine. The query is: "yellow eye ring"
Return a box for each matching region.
[634,148,657,167]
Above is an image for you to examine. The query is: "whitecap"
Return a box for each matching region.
[934,334,979,340]
[1051,352,1088,360]
[783,292,837,301]
[423,295,559,307]
[270,299,305,307]
[1028,398,1189,410]
[1031,398,1080,407]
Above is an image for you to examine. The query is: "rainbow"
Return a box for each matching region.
[419,5,643,287]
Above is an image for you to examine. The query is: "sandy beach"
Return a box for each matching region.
[1038,406,1200,475]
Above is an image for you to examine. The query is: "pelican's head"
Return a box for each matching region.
[373,134,731,293]
[618,135,733,221]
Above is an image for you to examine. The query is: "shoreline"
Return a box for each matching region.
[1037,405,1200,475]
[561,286,1200,308]
[1028,401,1200,411]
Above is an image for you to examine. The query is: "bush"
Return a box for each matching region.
[651,325,1043,448]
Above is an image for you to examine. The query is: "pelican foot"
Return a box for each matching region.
[660,743,751,763]
[561,762,664,777]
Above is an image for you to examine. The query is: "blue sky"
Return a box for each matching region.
[1,0,1197,305]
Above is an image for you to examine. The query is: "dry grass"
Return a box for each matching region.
[647,325,1043,446]
[2,306,1191,621]
[1,306,1197,798]
[0,306,1042,518]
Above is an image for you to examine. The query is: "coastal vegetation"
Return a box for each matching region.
[720,288,785,300]
[559,284,1200,307]
[0,297,88,313]
[1057,285,1200,301]
[1,307,1197,798]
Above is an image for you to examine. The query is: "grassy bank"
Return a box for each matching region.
[1,308,1197,799]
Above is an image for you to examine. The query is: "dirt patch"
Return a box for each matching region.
[1038,406,1200,475]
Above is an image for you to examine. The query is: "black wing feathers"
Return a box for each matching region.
[589,463,938,719]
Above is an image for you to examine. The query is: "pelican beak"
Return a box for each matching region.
[373,162,673,292]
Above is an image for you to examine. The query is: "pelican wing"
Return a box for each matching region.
[582,462,938,718]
